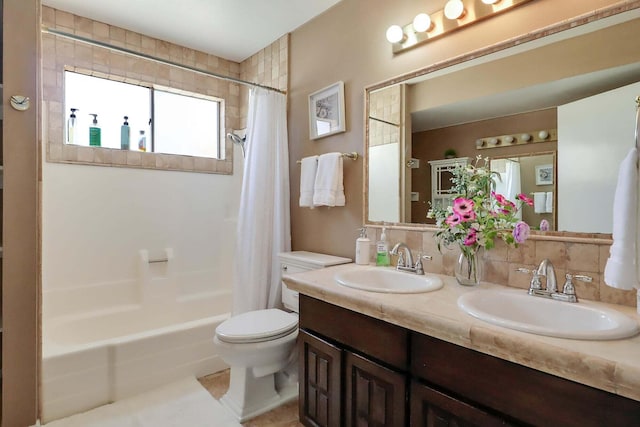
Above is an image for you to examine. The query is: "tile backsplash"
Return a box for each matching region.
[366,227,636,307]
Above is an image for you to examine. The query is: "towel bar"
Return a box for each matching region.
[296,152,358,164]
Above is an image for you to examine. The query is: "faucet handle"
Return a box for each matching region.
[414,253,432,275]
[516,267,542,291]
[563,273,592,296]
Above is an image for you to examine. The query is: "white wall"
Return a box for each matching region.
[558,81,640,233]
[42,144,244,318]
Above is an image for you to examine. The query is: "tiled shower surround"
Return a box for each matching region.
[367,227,636,307]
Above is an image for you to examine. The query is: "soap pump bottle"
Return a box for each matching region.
[138,130,147,152]
[376,227,390,266]
[67,108,78,144]
[120,116,130,150]
[355,228,370,265]
[89,114,101,147]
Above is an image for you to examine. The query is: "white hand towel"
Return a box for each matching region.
[604,147,638,290]
[545,191,554,213]
[313,152,345,207]
[533,192,546,214]
[299,155,318,208]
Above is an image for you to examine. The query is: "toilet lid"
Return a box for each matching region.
[216,309,298,344]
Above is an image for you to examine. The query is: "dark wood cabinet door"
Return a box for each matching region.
[299,329,343,427]
[410,381,513,427]
[345,351,406,427]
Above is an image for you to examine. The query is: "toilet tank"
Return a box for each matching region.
[279,251,351,312]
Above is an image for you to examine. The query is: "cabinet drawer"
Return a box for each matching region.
[411,332,640,427]
[410,380,513,427]
[300,295,408,370]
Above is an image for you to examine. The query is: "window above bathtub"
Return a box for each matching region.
[45,66,234,175]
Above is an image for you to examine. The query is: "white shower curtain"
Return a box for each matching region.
[494,159,522,220]
[233,88,291,315]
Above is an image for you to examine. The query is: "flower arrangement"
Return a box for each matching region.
[427,156,532,284]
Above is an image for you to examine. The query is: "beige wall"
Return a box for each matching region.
[288,0,637,306]
[3,1,40,425]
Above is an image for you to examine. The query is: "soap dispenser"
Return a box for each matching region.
[355,228,370,265]
[376,227,390,266]
[67,108,78,144]
[89,114,101,147]
[138,130,147,152]
[120,116,130,150]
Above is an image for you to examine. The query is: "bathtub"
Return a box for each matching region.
[41,288,232,423]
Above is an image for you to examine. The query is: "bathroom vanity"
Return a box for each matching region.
[284,264,640,426]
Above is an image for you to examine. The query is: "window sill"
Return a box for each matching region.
[47,142,232,174]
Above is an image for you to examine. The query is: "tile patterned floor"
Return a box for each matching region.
[199,370,304,427]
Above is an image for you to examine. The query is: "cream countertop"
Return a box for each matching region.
[283,263,640,402]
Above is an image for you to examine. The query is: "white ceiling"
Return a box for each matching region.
[41,0,342,62]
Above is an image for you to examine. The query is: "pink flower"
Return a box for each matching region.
[446,214,462,227]
[460,210,477,222]
[517,193,534,207]
[492,192,507,205]
[452,197,474,215]
[463,229,478,246]
[512,221,530,243]
[540,219,550,231]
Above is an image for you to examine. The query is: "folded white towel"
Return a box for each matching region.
[533,192,546,214]
[604,147,638,290]
[545,191,553,213]
[313,152,345,207]
[299,155,318,208]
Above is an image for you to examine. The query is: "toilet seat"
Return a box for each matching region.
[216,309,298,344]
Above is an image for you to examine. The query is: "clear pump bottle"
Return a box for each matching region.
[67,108,78,144]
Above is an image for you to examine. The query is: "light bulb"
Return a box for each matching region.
[482,0,500,4]
[386,25,405,43]
[444,0,466,20]
[413,13,433,33]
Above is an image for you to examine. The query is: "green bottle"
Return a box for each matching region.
[89,114,101,147]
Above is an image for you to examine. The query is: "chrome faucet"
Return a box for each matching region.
[516,259,592,303]
[389,242,432,275]
[536,258,557,293]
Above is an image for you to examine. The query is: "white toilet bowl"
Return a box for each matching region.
[213,308,299,422]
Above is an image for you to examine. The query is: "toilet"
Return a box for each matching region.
[213,251,351,422]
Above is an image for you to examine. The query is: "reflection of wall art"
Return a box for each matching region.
[535,164,553,185]
[309,81,345,140]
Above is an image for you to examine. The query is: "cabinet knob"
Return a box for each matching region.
[282,265,288,271]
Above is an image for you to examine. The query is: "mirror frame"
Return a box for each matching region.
[364,2,640,244]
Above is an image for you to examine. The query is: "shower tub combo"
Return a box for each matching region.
[41,287,232,423]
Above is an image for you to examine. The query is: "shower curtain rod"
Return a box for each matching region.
[41,27,286,95]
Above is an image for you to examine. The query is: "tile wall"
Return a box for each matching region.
[41,6,242,174]
[366,227,636,307]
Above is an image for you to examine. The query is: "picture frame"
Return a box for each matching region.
[308,81,346,140]
[535,164,553,185]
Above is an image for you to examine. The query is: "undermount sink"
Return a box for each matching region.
[458,289,640,340]
[335,267,443,294]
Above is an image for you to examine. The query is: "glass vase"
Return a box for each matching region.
[455,248,483,286]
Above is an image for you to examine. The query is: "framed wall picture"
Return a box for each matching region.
[308,81,345,140]
[535,164,553,185]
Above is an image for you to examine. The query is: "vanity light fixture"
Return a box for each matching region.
[386,25,405,43]
[413,13,433,33]
[476,129,558,150]
[387,0,533,54]
[444,0,465,20]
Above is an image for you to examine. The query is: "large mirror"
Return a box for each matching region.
[366,7,640,235]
